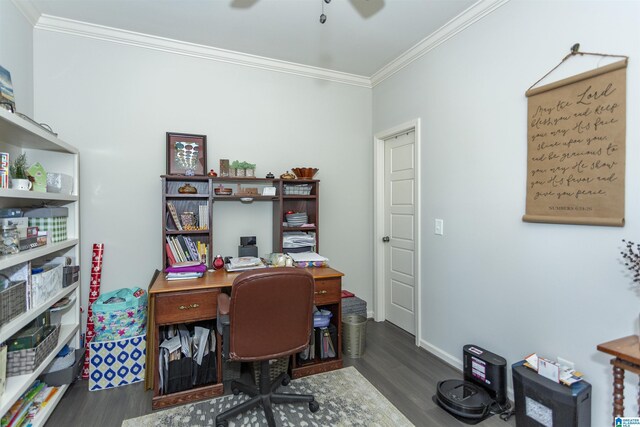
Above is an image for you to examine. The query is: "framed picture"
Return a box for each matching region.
[0,65,15,112]
[166,132,207,175]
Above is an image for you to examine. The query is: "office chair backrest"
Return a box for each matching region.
[229,268,315,361]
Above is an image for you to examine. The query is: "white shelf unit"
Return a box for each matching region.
[0,108,80,421]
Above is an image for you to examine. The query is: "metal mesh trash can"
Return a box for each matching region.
[342,314,366,358]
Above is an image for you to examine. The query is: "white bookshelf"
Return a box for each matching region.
[0,108,80,421]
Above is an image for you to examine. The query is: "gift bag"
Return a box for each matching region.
[91,287,147,341]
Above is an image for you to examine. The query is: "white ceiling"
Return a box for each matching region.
[21,0,477,77]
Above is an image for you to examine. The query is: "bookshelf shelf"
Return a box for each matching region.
[165,229,209,235]
[0,110,81,423]
[165,194,209,199]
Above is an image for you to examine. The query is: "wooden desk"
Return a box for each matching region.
[146,267,344,409]
[597,335,640,418]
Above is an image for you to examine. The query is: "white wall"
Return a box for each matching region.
[0,0,33,116]
[373,0,639,424]
[32,31,372,324]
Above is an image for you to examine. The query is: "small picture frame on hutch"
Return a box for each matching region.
[166,132,207,176]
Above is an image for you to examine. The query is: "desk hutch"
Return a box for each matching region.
[149,176,342,409]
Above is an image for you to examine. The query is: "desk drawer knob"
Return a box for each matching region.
[315,290,328,295]
[178,303,200,310]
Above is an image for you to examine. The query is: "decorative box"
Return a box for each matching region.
[89,334,146,391]
[31,263,63,309]
[25,207,68,243]
[28,217,67,243]
[46,172,73,194]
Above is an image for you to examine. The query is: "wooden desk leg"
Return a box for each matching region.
[613,362,625,418]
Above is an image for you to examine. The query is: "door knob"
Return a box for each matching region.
[382,236,390,242]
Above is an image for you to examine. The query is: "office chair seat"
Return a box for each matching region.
[215,268,320,427]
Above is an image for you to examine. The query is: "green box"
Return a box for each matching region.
[8,324,44,351]
[28,217,67,243]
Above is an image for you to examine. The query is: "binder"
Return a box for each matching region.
[315,326,336,359]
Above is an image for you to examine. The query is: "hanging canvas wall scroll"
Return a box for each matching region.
[523,46,628,226]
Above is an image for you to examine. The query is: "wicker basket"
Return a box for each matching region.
[283,184,312,196]
[0,280,26,327]
[7,325,60,376]
[252,357,289,385]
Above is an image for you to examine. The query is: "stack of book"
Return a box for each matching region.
[164,261,207,281]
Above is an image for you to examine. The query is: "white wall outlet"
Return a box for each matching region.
[557,357,575,371]
[434,218,444,235]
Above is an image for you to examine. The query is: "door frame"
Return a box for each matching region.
[373,118,421,346]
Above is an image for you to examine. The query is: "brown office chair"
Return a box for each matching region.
[215,268,319,427]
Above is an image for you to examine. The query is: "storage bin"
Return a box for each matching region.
[46,173,73,194]
[39,348,83,386]
[7,325,60,376]
[223,360,242,381]
[89,334,146,391]
[63,265,79,287]
[31,263,63,309]
[252,357,289,385]
[283,184,312,195]
[313,309,333,328]
[342,314,366,358]
[28,217,67,243]
[0,280,26,327]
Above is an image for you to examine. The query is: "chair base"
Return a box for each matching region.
[215,360,319,427]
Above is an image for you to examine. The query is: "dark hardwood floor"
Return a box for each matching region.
[46,321,515,426]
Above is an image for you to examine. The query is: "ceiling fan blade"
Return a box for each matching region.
[230,0,260,9]
[349,0,385,19]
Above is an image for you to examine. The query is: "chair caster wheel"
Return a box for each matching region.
[216,420,228,427]
[232,387,240,395]
[281,374,291,386]
[309,400,320,413]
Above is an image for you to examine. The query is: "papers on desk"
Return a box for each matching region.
[224,257,266,272]
[524,353,584,386]
[287,252,329,267]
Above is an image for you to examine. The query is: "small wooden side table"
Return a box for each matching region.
[597,335,640,418]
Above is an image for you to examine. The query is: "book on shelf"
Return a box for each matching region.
[198,204,208,229]
[167,202,182,230]
[166,235,209,265]
[165,242,177,265]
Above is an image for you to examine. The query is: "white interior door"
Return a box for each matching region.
[384,130,416,334]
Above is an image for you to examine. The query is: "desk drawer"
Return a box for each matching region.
[314,279,341,305]
[155,289,218,324]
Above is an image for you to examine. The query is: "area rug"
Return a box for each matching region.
[122,367,413,426]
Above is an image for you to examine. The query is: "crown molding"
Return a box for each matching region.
[370,0,511,87]
[11,0,40,27]
[34,15,372,88]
